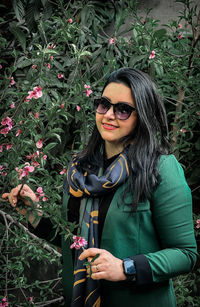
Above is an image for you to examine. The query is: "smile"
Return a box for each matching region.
[102,123,118,130]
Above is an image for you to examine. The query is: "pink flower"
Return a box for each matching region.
[0,116,12,135]
[60,103,65,109]
[1,127,10,136]
[76,105,81,112]
[9,76,15,86]
[37,187,44,195]
[16,163,34,180]
[42,196,48,202]
[28,296,34,304]
[0,64,2,69]
[127,41,131,45]
[16,129,23,137]
[10,102,15,108]
[6,144,12,150]
[84,85,93,96]
[36,186,45,202]
[32,65,37,69]
[178,34,183,39]
[0,165,4,171]
[34,112,39,119]
[178,24,182,29]
[180,128,187,133]
[0,296,8,307]
[86,89,93,97]
[70,235,87,250]
[149,50,156,59]
[196,219,200,229]
[50,56,54,60]
[58,73,64,79]
[68,18,73,23]
[43,154,47,160]
[84,84,91,89]
[36,139,43,148]
[46,63,51,69]
[32,160,40,168]
[20,120,23,125]
[109,38,116,45]
[1,117,13,128]
[26,86,43,101]
[0,145,3,152]
[60,168,67,174]
[48,44,56,49]
[24,164,34,173]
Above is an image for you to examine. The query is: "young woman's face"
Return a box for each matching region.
[96,82,137,152]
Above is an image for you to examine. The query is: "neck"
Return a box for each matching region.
[105,141,123,159]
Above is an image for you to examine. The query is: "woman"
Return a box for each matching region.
[2,68,197,307]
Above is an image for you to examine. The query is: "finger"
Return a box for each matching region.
[91,272,105,280]
[12,185,22,197]
[92,264,101,273]
[2,193,9,199]
[79,248,102,261]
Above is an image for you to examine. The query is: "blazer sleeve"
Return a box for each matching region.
[133,154,198,285]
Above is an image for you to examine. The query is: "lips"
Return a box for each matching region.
[102,123,118,130]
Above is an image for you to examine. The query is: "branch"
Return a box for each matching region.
[35,296,64,306]
[0,210,61,257]
[171,86,185,149]
[187,9,200,76]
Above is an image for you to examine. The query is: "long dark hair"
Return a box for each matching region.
[76,68,171,209]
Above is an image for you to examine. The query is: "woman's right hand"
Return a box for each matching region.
[2,184,42,227]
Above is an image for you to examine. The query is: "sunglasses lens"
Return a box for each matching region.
[94,98,135,120]
[94,98,109,114]
[115,104,132,120]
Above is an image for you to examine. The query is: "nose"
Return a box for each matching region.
[104,105,116,120]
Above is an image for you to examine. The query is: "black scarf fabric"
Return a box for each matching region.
[65,151,129,306]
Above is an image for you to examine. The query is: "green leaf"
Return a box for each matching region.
[50,133,62,143]
[9,23,26,51]
[45,142,58,151]
[12,0,25,22]
[153,62,164,76]
[53,60,65,71]
[153,29,167,39]
[195,140,200,150]
[80,50,92,57]
[129,54,146,66]
[16,58,32,68]
[43,49,58,54]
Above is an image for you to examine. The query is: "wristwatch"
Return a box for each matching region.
[122,257,136,281]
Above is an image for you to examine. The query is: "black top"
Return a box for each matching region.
[30,154,119,247]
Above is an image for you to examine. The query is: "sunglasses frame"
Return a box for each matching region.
[94,96,137,120]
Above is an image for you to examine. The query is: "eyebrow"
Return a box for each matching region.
[102,95,134,107]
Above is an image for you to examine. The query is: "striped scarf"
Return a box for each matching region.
[65,151,129,306]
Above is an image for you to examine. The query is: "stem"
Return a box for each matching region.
[171,86,185,150]
[35,296,64,306]
[0,209,61,257]
[2,213,9,298]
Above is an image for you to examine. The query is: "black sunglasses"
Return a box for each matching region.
[94,97,136,120]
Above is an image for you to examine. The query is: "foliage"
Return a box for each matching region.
[0,0,199,305]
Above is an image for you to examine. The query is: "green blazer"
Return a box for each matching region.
[62,155,197,307]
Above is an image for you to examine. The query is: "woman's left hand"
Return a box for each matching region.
[79,248,126,282]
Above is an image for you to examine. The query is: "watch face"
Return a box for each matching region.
[123,258,136,280]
